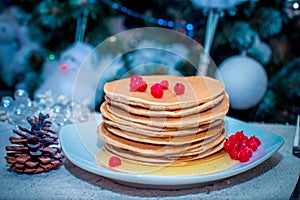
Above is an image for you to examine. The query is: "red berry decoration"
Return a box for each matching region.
[252,135,261,146]
[130,75,143,82]
[160,80,169,90]
[174,83,185,95]
[244,146,253,157]
[224,131,261,162]
[129,75,147,92]
[129,81,140,92]
[224,140,234,152]
[109,156,121,167]
[136,81,148,92]
[229,134,237,141]
[238,149,250,162]
[235,131,247,140]
[229,149,239,160]
[247,136,260,151]
[151,83,163,98]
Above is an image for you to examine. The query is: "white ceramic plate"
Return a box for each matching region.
[59,116,284,188]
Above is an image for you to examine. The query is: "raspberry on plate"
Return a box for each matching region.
[224,131,261,162]
[109,156,121,167]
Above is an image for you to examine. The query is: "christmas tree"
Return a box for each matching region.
[0,0,299,123]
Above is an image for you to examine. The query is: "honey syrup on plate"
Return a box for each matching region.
[95,149,238,176]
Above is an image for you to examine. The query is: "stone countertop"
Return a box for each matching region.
[0,121,299,200]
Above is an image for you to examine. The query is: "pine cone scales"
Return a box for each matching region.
[5,113,64,174]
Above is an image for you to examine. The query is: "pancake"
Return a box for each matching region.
[103,116,224,137]
[101,95,229,129]
[97,124,226,156]
[104,75,225,110]
[103,135,225,165]
[101,122,223,145]
[105,92,225,118]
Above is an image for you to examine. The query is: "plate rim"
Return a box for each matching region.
[59,116,284,186]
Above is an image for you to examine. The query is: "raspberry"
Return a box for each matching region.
[244,146,253,157]
[224,131,262,162]
[130,75,143,82]
[130,81,140,92]
[238,149,251,162]
[151,83,163,98]
[252,135,261,146]
[224,140,234,152]
[174,83,185,95]
[136,81,148,92]
[160,80,169,90]
[232,140,241,150]
[229,149,239,160]
[108,156,121,167]
[247,136,260,151]
[240,138,248,149]
[229,134,237,141]
[235,131,247,140]
[129,75,147,92]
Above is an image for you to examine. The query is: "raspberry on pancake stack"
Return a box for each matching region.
[98,75,229,165]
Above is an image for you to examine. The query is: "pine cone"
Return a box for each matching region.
[5,113,64,174]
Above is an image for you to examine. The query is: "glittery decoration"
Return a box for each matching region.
[0,90,96,131]
[0,96,14,123]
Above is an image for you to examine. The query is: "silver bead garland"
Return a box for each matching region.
[0,90,96,130]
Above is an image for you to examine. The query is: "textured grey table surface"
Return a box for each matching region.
[0,121,299,200]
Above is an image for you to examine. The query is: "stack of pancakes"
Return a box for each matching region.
[98,75,229,165]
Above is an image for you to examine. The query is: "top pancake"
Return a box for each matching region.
[104,75,224,110]
[105,92,225,118]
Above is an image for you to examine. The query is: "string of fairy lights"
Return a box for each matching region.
[99,0,203,38]
[48,0,207,61]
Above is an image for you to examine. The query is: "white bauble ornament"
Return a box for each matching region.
[215,55,268,110]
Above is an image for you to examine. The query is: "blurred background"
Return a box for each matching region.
[0,0,299,124]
